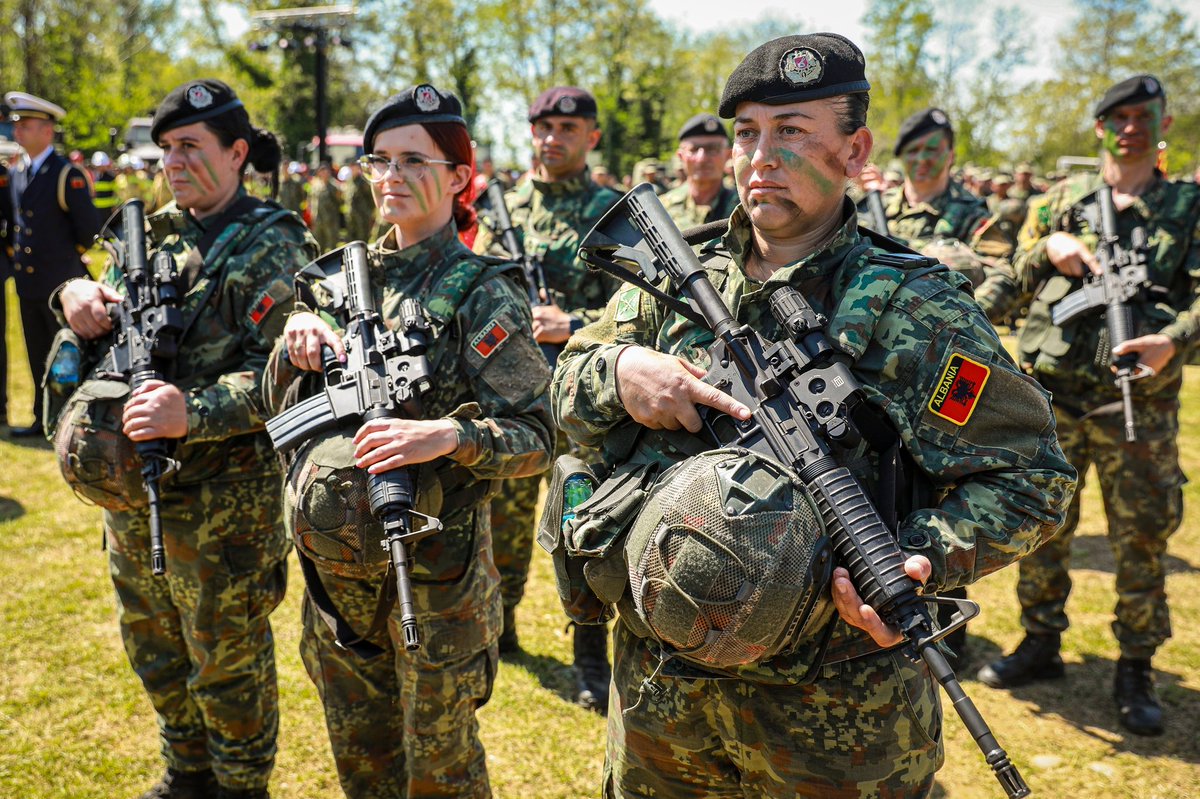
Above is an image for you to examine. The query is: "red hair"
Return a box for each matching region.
[422,121,477,232]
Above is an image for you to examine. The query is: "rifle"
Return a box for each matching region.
[99,199,184,577]
[265,241,442,651]
[483,180,562,367]
[866,189,890,235]
[578,183,1030,799]
[1050,185,1152,442]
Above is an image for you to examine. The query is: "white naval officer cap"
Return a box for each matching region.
[4,91,66,122]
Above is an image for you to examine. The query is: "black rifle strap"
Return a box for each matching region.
[296,548,391,659]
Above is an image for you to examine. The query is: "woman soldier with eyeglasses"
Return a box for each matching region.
[263,85,554,799]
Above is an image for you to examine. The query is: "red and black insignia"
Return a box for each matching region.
[249,293,276,326]
[70,177,86,190]
[928,353,990,426]
[471,319,509,358]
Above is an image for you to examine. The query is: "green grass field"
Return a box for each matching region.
[1,279,1197,798]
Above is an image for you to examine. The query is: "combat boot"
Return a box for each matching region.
[573,623,611,714]
[136,768,218,799]
[976,632,1065,689]
[498,604,519,655]
[216,787,269,799]
[1114,657,1164,736]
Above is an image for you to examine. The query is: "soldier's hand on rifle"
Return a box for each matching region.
[61,279,123,339]
[531,302,574,344]
[614,346,751,433]
[858,162,885,192]
[1046,231,1101,278]
[352,418,459,474]
[123,379,188,441]
[283,311,346,372]
[1113,334,1176,377]
[832,556,931,647]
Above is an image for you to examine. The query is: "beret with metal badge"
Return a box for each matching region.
[363,84,466,153]
[678,112,729,142]
[718,33,870,119]
[893,107,953,156]
[528,86,598,123]
[1094,74,1165,119]
[151,79,245,142]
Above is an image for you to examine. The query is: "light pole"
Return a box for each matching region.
[250,5,355,165]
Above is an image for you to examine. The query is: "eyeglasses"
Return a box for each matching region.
[358,154,455,183]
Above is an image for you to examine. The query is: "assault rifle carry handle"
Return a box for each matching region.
[579,183,1030,799]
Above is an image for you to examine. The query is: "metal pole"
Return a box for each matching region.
[315,27,329,165]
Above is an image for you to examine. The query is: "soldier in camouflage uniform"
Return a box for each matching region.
[342,159,379,243]
[550,34,1075,797]
[309,161,343,250]
[54,79,317,799]
[277,163,306,216]
[266,85,554,799]
[977,75,1199,738]
[472,86,621,709]
[660,113,739,230]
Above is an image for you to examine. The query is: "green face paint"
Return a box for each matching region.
[196,150,222,191]
[1101,120,1123,158]
[404,176,429,214]
[901,130,949,179]
[732,153,753,184]
[775,147,835,194]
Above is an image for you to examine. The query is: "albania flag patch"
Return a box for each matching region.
[928,353,990,426]
[471,319,509,358]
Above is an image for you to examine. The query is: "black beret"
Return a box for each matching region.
[718,33,869,119]
[893,107,953,155]
[678,113,729,142]
[152,79,245,142]
[528,86,597,123]
[363,84,466,153]
[1094,75,1165,119]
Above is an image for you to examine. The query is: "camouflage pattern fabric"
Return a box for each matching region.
[604,621,942,798]
[868,179,989,251]
[1006,171,1200,659]
[659,183,740,231]
[277,175,306,215]
[310,178,344,251]
[105,476,289,791]
[344,172,379,244]
[266,220,554,797]
[77,191,317,790]
[473,169,621,610]
[551,200,1075,791]
[1017,400,1183,659]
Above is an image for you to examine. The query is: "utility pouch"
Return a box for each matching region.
[537,455,612,625]
[42,327,87,438]
[53,378,148,511]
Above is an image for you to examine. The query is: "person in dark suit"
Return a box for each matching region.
[0,156,14,430]
[5,91,100,437]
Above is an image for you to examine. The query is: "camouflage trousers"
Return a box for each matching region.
[1018,399,1185,658]
[604,621,943,798]
[492,436,571,609]
[299,510,501,799]
[105,475,290,791]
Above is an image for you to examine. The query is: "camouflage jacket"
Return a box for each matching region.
[473,169,622,324]
[659,182,740,230]
[94,190,317,484]
[1013,171,1200,403]
[266,221,555,578]
[343,172,378,244]
[552,201,1075,683]
[870,179,990,250]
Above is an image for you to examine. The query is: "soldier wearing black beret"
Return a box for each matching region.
[472,84,621,712]
[553,32,1072,798]
[660,112,737,229]
[980,73,1191,739]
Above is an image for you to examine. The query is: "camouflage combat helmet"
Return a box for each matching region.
[624,448,835,669]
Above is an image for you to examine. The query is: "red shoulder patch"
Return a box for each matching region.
[249,293,276,326]
[70,177,86,190]
[471,319,509,358]
[0,176,7,188]
[928,354,990,426]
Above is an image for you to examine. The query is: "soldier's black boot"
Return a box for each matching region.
[1114,657,1164,736]
[976,632,1065,688]
[137,768,218,799]
[498,604,519,656]
[216,787,269,799]
[572,623,611,715]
